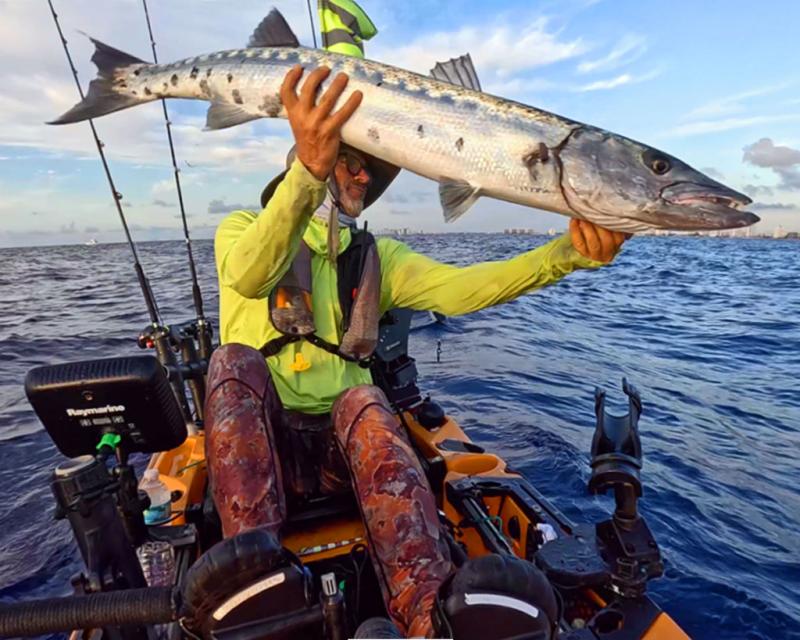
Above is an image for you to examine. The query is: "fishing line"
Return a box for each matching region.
[307,0,318,47]
[141,0,211,358]
[46,0,162,327]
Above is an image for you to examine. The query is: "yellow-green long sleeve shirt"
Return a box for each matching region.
[215,159,603,414]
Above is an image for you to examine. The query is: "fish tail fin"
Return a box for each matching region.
[49,38,151,125]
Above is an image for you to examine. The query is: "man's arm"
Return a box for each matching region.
[214,65,364,300]
[379,232,609,316]
[215,161,326,299]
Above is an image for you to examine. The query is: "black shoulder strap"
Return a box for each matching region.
[259,334,301,358]
[337,229,376,332]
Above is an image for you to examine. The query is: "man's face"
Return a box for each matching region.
[333,151,371,218]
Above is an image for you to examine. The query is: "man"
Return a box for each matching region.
[206,66,628,638]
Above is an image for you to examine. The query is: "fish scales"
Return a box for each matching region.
[126,47,573,213]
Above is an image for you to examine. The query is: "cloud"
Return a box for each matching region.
[84,226,100,233]
[751,202,798,211]
[208,199,259,214]
[576,68,660,92]
[742,138,800,168]
[576,34,647,74]
[389,209,412,216]
[0,2,295,175]
[743,184,775,197]
[743,138,800,191]
[59,221,77,234]
[152,199,175,207]
[666,114,800,137]
[777,169,800,191]
[685,82,795,120]
[373,16,587,78]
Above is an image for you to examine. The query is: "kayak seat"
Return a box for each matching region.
[286,490,360,526]
[181,528,317,639]
[435,554,560,640]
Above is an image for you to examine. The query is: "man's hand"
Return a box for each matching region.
[569,219,630,263]
[280,65,363,181]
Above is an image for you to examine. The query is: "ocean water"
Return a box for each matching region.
[0,235,798,639]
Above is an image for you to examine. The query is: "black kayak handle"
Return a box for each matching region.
[0,587,178,637]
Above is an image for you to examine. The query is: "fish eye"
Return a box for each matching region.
[650,156,671,175]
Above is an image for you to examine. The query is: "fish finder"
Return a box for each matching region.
[25,355,188,458]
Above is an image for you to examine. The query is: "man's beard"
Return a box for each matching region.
[338,189,365,218]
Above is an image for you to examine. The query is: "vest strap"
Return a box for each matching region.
[264,230,380,365]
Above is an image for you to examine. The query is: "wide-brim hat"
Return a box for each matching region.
[260,144,400,210]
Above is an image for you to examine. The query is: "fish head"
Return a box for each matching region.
[557,127,758,231]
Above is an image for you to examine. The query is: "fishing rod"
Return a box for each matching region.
[307,0,319,47]
[141,0,212,420]
[141,0,213,363]
[47,0,192,421]
[46,0,161,328]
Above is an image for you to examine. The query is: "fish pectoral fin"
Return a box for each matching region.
[248,9,300,48]
[430,54,482,91]
[439,178,481,222]
[205,103,261,130]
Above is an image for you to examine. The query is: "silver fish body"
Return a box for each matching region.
[52,24,757,232]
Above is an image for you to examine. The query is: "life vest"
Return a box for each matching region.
[260,229,381,365]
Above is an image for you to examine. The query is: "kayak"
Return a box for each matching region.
[0,308,689,640]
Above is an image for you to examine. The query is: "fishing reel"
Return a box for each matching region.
[138,318,214,422]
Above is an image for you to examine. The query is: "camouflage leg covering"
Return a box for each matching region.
[332,385,454,638]
[204,343,286,539]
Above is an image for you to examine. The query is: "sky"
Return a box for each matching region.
[1,0,798,247]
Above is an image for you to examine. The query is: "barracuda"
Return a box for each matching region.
[51,10,758,233]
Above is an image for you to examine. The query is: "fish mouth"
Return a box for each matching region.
[658,182,759,230]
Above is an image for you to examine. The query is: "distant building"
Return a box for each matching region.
[773,225,788,239]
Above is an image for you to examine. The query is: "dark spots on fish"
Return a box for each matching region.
[206,68,213,77]
[227,73,234,83]
[368,127,380,142]
[199,79,211,96]
[190,66,200,79]
[232,89,243,105]
[131,90,137,96]
[417,125,424,138]
[117,81,127,89]
[144,86,152,96]
[523,143,549,167]
[170,73,179,87]
[376,81,383,87]
[259,94,282,117]
[133,69,141,76]
[162,81,169,91]
[455,137,464,152]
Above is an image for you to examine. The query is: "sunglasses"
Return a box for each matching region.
[339,152,371,178]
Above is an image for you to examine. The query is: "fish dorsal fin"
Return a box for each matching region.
[430,54,482,91]
[248,9,300,48]
[439,177,481,222]
[205,103,261,130]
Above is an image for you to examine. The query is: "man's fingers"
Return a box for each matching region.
[581,221,602,259]
[596,226,615,262]
[279,65,303,112]
[314,73,349,120]
[326,90,364,132]
[570,219,588,256]
[299,66,331,109]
